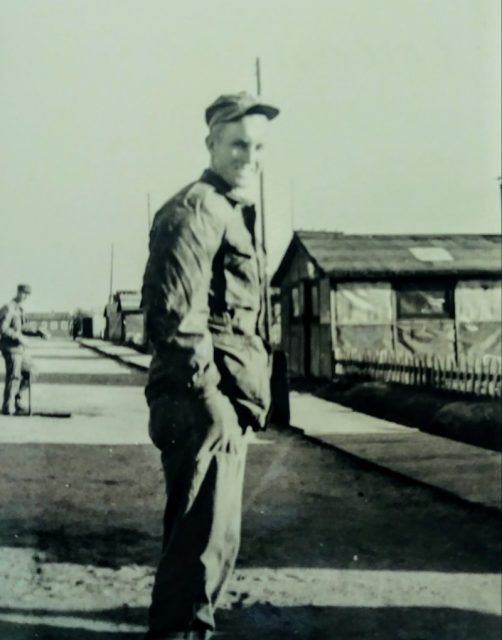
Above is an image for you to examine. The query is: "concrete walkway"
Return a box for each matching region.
[80,339,502,512]
[289,393,501,512]
[79,338,151,371]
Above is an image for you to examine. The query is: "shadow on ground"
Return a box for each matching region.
[0,427,501,573]
[0,372,147,386]
[0,605,500,640]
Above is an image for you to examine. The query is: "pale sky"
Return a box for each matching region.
[1,0,500,312]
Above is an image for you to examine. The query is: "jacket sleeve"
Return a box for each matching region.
[141,190,225,346]
[0,304,21,341]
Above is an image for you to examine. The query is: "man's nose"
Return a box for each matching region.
[243,146,258,166]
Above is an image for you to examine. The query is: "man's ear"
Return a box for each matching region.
[205,134,213,151]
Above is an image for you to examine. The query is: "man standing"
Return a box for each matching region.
[141,92,279,639]
[0,284,47,415]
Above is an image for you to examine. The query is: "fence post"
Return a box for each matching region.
[463,357,470,394]
[488,357,496,397]
[447,355,455,393]
[495,358,502,397]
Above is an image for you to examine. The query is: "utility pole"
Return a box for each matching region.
[255,56,271,342]
[290,177,296,232]
[498,177,501,230]
[255,58,290,425]
[109,243,114,302]
[147,192,152,232]
[255,57,267,256]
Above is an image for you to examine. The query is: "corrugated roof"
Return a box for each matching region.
[271,232,502,285]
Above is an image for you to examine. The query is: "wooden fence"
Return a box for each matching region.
[334,350,502,398]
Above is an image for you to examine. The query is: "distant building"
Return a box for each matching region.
[271,232,502,378]
[24,312,72,337]
[104,290,144,345]
[72,312,106,339]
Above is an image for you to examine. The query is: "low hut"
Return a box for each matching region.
[271,232,502,378]
[104,291,144,345]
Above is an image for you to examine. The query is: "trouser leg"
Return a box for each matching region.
[147,388,248,638]
[2,351,22,414]
[16,357,32,411]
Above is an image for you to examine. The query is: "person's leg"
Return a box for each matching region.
[2,351,12,414]
[2,351,22,415]
[146,388,248,639]
[16,354,33,413]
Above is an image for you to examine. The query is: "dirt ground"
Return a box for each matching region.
[0,427,500,639]
[0,341,500,639]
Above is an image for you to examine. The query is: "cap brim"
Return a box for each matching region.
[243,103,280,120]
[205,96,280,126]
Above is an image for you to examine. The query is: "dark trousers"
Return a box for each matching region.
[147,385,248,637]
[1,349,31,414]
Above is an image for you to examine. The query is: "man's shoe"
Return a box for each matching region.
[15,400,30,415]
[144,631,215,639]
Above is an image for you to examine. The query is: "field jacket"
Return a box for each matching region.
[0,300,25,352]
[141,169,271,430]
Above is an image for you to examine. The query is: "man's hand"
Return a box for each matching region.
[37,328,50,340]
[203,390,244,455]
[209,418,242,454]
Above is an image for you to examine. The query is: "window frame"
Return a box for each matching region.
[290,286,301,319]
[394,281,455,320]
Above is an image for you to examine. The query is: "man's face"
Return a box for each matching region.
[17,291,29,304]
[207,114,268,189]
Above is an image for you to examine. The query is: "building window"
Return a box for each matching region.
[291,287,300,318]
[50,320,58,330]
[311,285,319,317]
[395,283,454,319]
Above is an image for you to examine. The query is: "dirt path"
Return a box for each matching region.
[0,341,500,639]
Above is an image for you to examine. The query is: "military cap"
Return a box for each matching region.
[205,91,280,128]
[17,284,31,294]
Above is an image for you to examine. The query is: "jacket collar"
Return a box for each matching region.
[200,168,233,196]
[200,168,256,207]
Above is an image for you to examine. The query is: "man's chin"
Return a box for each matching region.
[230,182,259,205]
[233,173,256,189]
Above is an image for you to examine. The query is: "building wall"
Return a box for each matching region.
[393,281,456,357]
[395,319,456,356]
[332,282,394,356]
[124,313,145,345]
[90,314,106,339]
[280,247,319,286]
[278,252,501,379]
[24,313,71,337]
[106,309,123,341]
[331,278,499,363]
[455,280,501,359]
[289,323,303,377]
[311,277,332,377]
[279,249,319,377]
[280,272,333,378]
